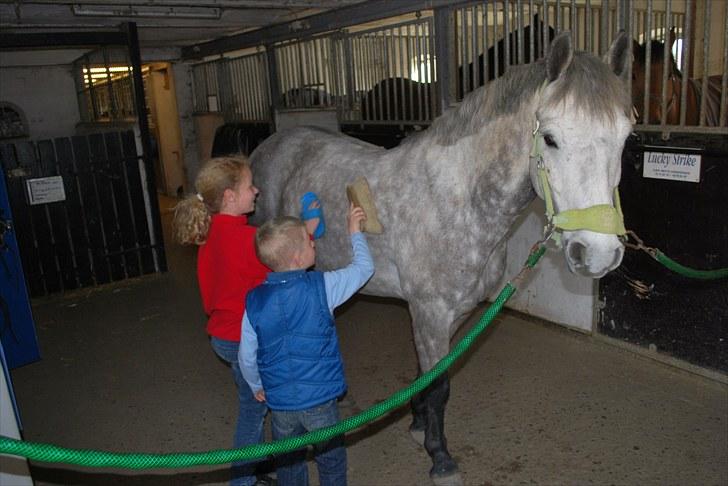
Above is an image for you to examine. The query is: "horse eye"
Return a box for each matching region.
[543,134,558,148]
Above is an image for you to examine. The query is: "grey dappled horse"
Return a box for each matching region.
[249,32,632,485]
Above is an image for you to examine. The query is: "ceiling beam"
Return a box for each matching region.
[0,31,127,49]
[182,0,461,60]
[13,0,363,6]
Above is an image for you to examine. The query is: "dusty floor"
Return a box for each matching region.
[5,198,728,486]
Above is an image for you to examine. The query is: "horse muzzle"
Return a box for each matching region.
[563,231,625,278]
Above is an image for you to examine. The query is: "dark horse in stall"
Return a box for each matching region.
[250,32,632,485]
[632,30,723,126]
[359,17,555,128]
[360,77,433,122]
[458,15,556,98]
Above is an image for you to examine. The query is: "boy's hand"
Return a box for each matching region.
[254,390,266,402]
[347,203,367,234]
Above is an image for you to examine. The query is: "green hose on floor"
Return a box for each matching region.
[0,246,547,469]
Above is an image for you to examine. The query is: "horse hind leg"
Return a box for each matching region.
[408,304,463,486]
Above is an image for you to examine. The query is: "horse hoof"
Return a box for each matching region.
[409,428,425,447]
[431,470,463,486]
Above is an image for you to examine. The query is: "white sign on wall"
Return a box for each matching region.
[643,151,701,183]
[25,176,66,205]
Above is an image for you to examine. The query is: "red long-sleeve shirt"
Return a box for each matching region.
[197,214,269,341]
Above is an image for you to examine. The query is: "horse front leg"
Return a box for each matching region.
[408,303,463,486]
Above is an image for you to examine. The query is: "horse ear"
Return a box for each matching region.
[604,30,632,82]
[545,31,574,82]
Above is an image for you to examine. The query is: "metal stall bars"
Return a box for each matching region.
[344,15,437,126]
[272,34,340,111]
[631,0,727,134]
[191,50,271,123]
[74,47,139,123]
[452,0,628,102]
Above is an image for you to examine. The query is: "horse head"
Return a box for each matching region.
[529,31,633,277]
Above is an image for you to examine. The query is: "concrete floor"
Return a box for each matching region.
[5,198,728,486]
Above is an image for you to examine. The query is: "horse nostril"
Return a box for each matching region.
[567,240,587,268]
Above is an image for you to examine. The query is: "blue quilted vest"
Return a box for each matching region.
[245,269,346,411]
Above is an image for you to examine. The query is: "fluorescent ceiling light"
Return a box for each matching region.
[72,4,221,20]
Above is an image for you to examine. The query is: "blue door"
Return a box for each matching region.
[0,170,40,369]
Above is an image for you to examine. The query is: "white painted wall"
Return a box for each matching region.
[0,59,81,141]
[0,48,201,193]
[171,62,201,188]
[490,199,598,333]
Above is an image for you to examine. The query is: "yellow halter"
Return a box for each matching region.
[529,119,627,245]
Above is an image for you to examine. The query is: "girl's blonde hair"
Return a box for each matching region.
[173,156,251,245]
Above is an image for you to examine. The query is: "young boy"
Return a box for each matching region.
[238,204,374,486]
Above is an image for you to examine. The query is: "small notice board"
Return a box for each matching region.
[25,176,66,205]
[643,151,701,183]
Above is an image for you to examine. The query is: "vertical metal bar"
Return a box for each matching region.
[555,0,561,32]
[343,34,354,112]
[503,0,511,73]
[626,0,634,114]
[423,20,432,120]
[416,22,424,121]
[322,38,333,106]
[459,7,468,93]
[600,0,609,55]
[571,0,577,41]
[266,44,281,113]
[434,5,452,111]
[244,57,255,120]
[398,24,406,120]
[721,3,728,126]
[659,0,672,126]
[101,49,118,119]
[679,0,693,126]
[643,0,652,126]
[472,4,480,88]
[517,0,524,65]
[586,0,592,54]
[483,1,490,84]
[383,30,392,120]
[372,34,383,121]
[699,0,710,126]
[123,22,164,272]
[406,26,414,116]
[529,0,535,61]
[542,0,548,58]
[230,59,239,120]
[427,18,436,117]
[493,2,500,79]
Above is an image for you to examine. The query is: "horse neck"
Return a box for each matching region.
[407,76,541,233]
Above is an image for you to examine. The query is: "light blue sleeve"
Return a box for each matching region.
[323,232,375,312]
[238,311,263,393]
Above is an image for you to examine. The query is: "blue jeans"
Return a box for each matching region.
[210,337,269,486]
[271,399,347,486]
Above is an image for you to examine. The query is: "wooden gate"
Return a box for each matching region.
[0,130,166,297]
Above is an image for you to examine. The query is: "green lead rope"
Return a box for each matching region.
[624,230,728,280]
[0,246,547,470]
[653,250,728,280]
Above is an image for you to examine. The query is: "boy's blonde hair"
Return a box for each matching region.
[173,156,251,245]
[255,217,308,271]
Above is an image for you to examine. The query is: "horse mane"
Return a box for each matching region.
[410,50,630,147]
